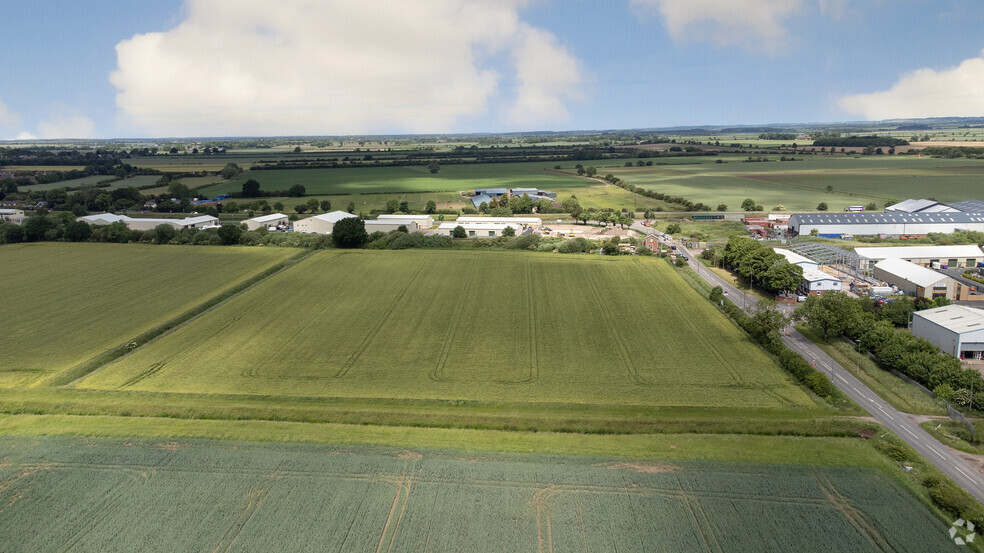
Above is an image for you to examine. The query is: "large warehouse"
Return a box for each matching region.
[77,213,218,231]
[436,222,519,237]
[788,212,984,237]
[364,219,420,233]
[376,214,434,229]
[873,258,964,301]
[292,211,357,234]
[243,213,288,231]
[456,216,542,230]
[855,245,984,270]
[911,305,984,359]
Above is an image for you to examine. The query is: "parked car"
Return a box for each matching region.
[797,295,807,302]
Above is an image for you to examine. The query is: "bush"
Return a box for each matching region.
[63,221,92,242]
[217,224,242,245]
[451,225,467,238]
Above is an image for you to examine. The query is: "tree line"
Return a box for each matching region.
[721,236,804,294]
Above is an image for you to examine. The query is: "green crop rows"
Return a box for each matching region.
[79,250,813,408]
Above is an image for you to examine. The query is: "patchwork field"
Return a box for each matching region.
[0,436,954,553]
[0,243,297,388]
[80,250,814,408]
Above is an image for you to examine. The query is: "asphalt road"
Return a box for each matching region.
[635,223,984,504]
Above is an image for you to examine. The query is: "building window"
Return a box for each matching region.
[469,230,476,237]
[489,231,496,237]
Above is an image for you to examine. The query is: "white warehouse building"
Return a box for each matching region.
[854,245,984,270]
[788,212,984,237]
[455,216,542,229]
[243,213,288,231]
[292,211,357,234]
[773,248,819,271]
[911,305,984,360]
[375,214,434,229]
[77,213,218,231]
[364,219,420,233]
[437,222,519,237]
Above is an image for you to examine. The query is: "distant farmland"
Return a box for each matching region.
[0,243,297,388]
[0,436,954,553]
[81,250,814,408]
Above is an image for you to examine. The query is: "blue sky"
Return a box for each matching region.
[1,0,982,139]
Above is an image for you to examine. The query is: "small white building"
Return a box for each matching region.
[244,213,288,231]
[0,209,26,224]
[375,214,434,229]
[773,248,820,271]
[437,222,518,237]
[801,268,843,295]
[873,257,962,300]
[292,211,357,234]
[364,219,420,233]
[77,213,218,231]
[911,305,984,359]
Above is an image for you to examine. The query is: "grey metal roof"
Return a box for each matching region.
[947,200,984,213]
[471,194,493,208]
[475,188,508,195]
[885,199,943,213]
[790,212,984,225]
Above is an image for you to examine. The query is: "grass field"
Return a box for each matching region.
[0,435,955,553]
[80,250,814,408]
[17,175,117,191]
[0,243,296,388]
[615,156,984,212]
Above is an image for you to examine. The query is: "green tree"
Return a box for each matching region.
[346,201,355,213]
[816,202,828,211]
[320,199,332,212]
[226,201,240,213]
[217,224,241,245]
[424,200,437,214]
[716,204,728,211]
[428,162,440,174]
[385,199,399,214]
[306,198,320,213]
[288,184,306,197]
[865,202,877,211]
[665,223,681,234]
[399,200,409,213]
[561,196,581,213]
[502,226,516,237]
[740,198,757,211]
[294,204,308,214]
[219,163,242,179]
[332,217,368,248]
[795,292,863,340]
[63,221,92,242]
[153,224,177,244]
[585,166,597,177]
[273,201,284,211]
[242,179,261,197]
[451,225,467,238]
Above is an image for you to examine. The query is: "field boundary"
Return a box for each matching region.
[38,249,316,389]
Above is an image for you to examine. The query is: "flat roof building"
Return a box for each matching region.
[364,219,420,233]
[801,268,843,295]
[873,258,964,301]
[455,216,542,229]
[77,213,218,231]
[292,211,357,234]
[789,212,984,237]
[437,222,517,238]
[855,245,984,269]
[911,305,984,359]
[244,213,288,231]
[375,214,434,229]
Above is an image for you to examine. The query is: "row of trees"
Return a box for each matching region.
[721,236,804,294]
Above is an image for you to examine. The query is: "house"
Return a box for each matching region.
[0,209,26,224]
[292,210,357,234]
[911,305,984,359]
[644,234,659,252]
[437,222,519,237]
[375,214,434,229]
[364,219,420,233]
[244,213,289,231]
[873,258,966,301]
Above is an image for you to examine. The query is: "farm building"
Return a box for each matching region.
[474,188,509,197]
[873,258,965,301]
[788,212,984,237]
[510,187,556,199]
[0,208,25,224]
[292,211,357,234]
[243,213,288,231]
[437,222,518,237]
[801,268,843,295]
[375,214,434,229]
[471,194,494,209]
[911,305,984,359]
[77,213,218,231]
[364,219,420,233]
[456,216,542,229]
[773,248,819,271]
[885,199,960,214]
[854,245,984,270]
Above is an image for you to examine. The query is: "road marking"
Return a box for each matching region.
[835,374,848,383]
[902,427,918,438]
[927,446,946,459]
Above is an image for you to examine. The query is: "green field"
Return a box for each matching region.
[0,436,955,553]
[0,243,296,388]
[18,175,117,191]
[80,250,814,408]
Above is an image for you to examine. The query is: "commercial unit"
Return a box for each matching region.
[292,211,357,234]
[885,199,960,213]
[455,216,542,229]
[375,214,434,229]
[873,258,965,300]
[788,212,984,237]
[911,305,984,359]
[855,245,984,270]
[801,268,843,295]
[436,222,517,237]
[0,208,25,224]
[364,219,420,233]
[77,213,218,231]
[243,213,288,231]
[773,248,820,271]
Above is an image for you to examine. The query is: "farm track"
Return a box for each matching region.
[210,472,281,553]
[430,263,479,383]
[814,471,892,553]
[583,267,651,386]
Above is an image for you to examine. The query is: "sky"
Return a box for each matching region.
[1,0,983,139]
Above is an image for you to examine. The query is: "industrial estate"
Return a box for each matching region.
[4,2,984,550]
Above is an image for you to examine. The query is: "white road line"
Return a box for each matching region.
[903,427,918,438]
[835,374,848,383]
[927,446,946,459]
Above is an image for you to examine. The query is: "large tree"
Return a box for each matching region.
[331,217,368,248]
[242,179,261,197]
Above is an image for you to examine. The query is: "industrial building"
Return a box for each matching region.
[364,219,420,233]
[292,211,357,234]
[855,245,984,270]
[885,198,984,214]
[873,258,965,301]
[436,222,519,237]
[77,213,218,231]
[801,268,843,295]
[911,305,984,359]
[788,212,984,237]
[243,213,288,231]
[773,248,819,271]
[376,214,434,229]
[0,208,25,224]
[455,216,542,229]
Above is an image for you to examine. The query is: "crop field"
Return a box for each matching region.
[17,175,116,191]
[614,156,984,211]
[0,436,953,553]
[81,250,813,408]
[0,243,296,388]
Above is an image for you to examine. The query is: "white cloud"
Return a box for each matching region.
[14,132,37,140]
[110,0,583,136]
[839,50,984,120]
[0,98,20,127]
[631,0,803,53]
[37,113,96,139]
